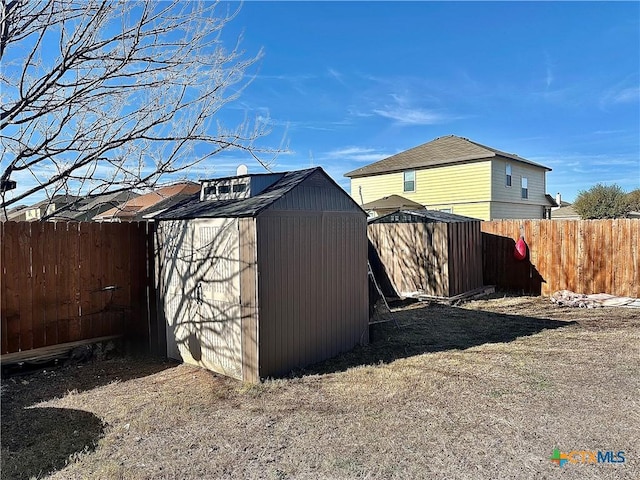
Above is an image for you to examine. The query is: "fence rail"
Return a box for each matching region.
[1,221,155,355]
[482,219,640,297]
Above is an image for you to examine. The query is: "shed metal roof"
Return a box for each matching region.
[368,209,480,224]
[345,135,552,178]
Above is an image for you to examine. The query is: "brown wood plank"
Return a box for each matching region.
[30,222,46,348]
[538,220,548,293]
[127,223,140,344]
[1,222,9,354]
[17,222,33,351]
[42,222,59,346]
[632,220,640,298]
[621,220,632,296]
[88,222,105,337]
[54,223,69,344]
[67,223,82,342]
[78,222,94,339]
[4,223,22,352]
[603,220,612,293]
[1,335,121,365]
[610,220,619,295]
[108,223,125,338]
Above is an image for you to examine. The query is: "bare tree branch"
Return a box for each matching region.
[0,0,280,213]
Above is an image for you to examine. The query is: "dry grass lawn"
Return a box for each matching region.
[2,295,639,479]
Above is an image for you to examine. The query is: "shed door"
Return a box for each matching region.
[160,220,196,362]
[191,218,243,379]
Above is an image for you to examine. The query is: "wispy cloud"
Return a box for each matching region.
[321,146,391,163]
[545,55,554,89]
[609,86,640,104]
[327,68,347,86]
[372,106,452,125]
[600,76,640,107]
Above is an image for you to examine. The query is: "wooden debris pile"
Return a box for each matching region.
[551,290,640,308]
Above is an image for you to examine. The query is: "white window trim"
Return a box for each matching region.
[521,176,528,199]
[505,163,512,188]
[403,170,416,193]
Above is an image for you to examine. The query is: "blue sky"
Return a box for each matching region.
[3,1,639,205]
[210,1,640,202]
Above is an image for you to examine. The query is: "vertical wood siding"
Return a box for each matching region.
[1,221,153,355]
[482,219,640,297]
[256,212,368,378]
[368,222,483,298]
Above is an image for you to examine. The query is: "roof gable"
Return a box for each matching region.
[361,194,424,211]
[344,135,551,178]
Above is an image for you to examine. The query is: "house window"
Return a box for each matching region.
[218,185,231,194]
[403,170,415,192]
[232,183,247,193]
[506,163,512,187]
[521,177,528,199]
[204,186,216,196]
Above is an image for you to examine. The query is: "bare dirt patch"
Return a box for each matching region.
[2,295,639,479]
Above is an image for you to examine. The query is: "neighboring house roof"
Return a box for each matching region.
[50,191,139,221]
[2,204,29,221]
[369,209,480,224]
[361,195,424,211]
[552,204,580,219]
[344,135,552,178]
[137,191,202,220]
[157,167,360,220]
[95,183,200,221]
[29,194,83,208]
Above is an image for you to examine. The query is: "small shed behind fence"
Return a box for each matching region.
[155,167,368,382]
[368,209,483,298]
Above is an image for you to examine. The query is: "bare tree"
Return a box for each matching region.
[0,0,276,213]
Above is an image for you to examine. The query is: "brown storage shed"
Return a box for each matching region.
[155,167,368,382]
[368,210,483,298]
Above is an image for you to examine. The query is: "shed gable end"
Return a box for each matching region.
[267,170,363,213]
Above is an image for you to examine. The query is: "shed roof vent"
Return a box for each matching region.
[200,172,285,201]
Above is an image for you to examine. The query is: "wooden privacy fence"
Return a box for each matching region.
[482,219,640,297]
[1,221,156,355]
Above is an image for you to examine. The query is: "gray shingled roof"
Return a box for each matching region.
[345,135,551,178]
[155,167,321,220]
[368,209,480,224]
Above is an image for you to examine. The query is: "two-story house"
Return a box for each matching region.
[344,135,554,220]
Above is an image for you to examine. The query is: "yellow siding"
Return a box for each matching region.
[350,172,404,205]
[446,203,490,220]
[414,162,492,204]
[350,161,492,206]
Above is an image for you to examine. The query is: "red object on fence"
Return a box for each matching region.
[514,236,527,260]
